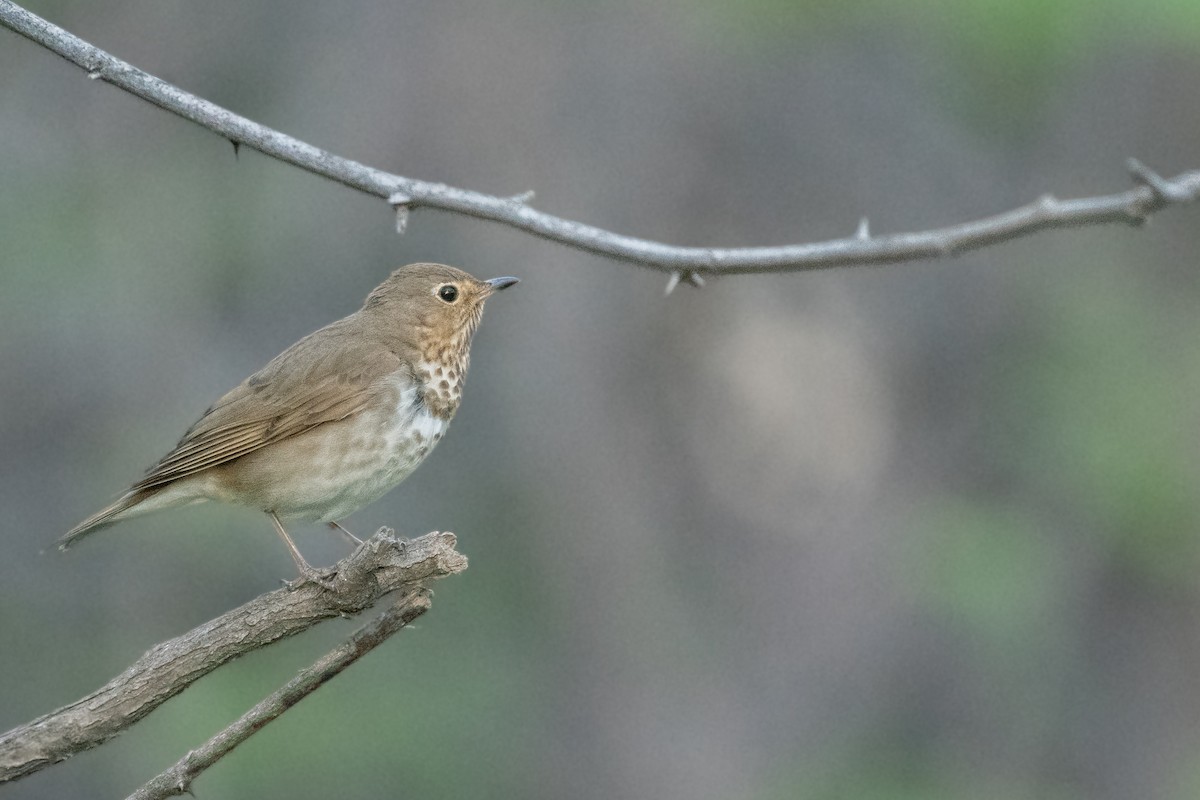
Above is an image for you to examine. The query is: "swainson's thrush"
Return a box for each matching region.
[61,263,518,584]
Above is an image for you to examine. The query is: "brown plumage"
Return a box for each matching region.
[62,263,518,584]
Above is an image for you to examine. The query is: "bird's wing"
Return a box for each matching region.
[130,325,408,492]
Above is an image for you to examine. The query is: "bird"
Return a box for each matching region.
[61,262,519,586]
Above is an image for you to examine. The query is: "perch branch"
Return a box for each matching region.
[0,530,466,784]
[1,1,1197,277]
[127,590,430,800]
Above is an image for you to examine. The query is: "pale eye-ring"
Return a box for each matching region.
[437,285,459,303]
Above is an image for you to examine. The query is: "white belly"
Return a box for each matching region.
[224,382,451,522]
[309,395,449,521]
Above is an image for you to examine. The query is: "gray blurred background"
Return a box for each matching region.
[3,1,1200,798]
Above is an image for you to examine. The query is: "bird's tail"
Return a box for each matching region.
[59,487,167,550]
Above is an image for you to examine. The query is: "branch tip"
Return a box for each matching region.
[1127,158,1190,203]
[395,205,410,235]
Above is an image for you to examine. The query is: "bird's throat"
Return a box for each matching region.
[416,336,470,419]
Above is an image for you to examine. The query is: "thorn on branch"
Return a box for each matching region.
[506,190,536,205]
[388,193,413,235]
[87,69,102,80]
[855,218,870,241]
[664,270,705,295]
[230,140,240,160]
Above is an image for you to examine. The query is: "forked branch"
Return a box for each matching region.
[1,0,1196,284]
[0,530,466,785]
[127,590,431,800]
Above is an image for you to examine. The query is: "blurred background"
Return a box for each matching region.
[2,1,1200,798]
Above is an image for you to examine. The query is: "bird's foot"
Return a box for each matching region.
[283,563,340,591]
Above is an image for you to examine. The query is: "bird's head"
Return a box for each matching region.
[363,262,519,352]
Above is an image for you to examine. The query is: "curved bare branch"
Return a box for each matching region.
[1,1,1196,279]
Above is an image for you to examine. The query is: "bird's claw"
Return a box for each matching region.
[283,564,339,591]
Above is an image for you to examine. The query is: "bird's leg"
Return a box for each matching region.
[269,512,337,590]
[326,520,363,546]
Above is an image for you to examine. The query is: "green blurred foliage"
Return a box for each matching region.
[684,0,1200,52]
[1001,261,1200,584]
[906,499,1063,647]
[681,0,1200,139]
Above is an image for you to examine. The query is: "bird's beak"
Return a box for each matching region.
[484,276,520,294]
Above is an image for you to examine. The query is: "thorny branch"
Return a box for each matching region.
[0,530,466,785]
[1,0,1197,291]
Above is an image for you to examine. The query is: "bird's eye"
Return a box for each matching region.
[437,285,459,303]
